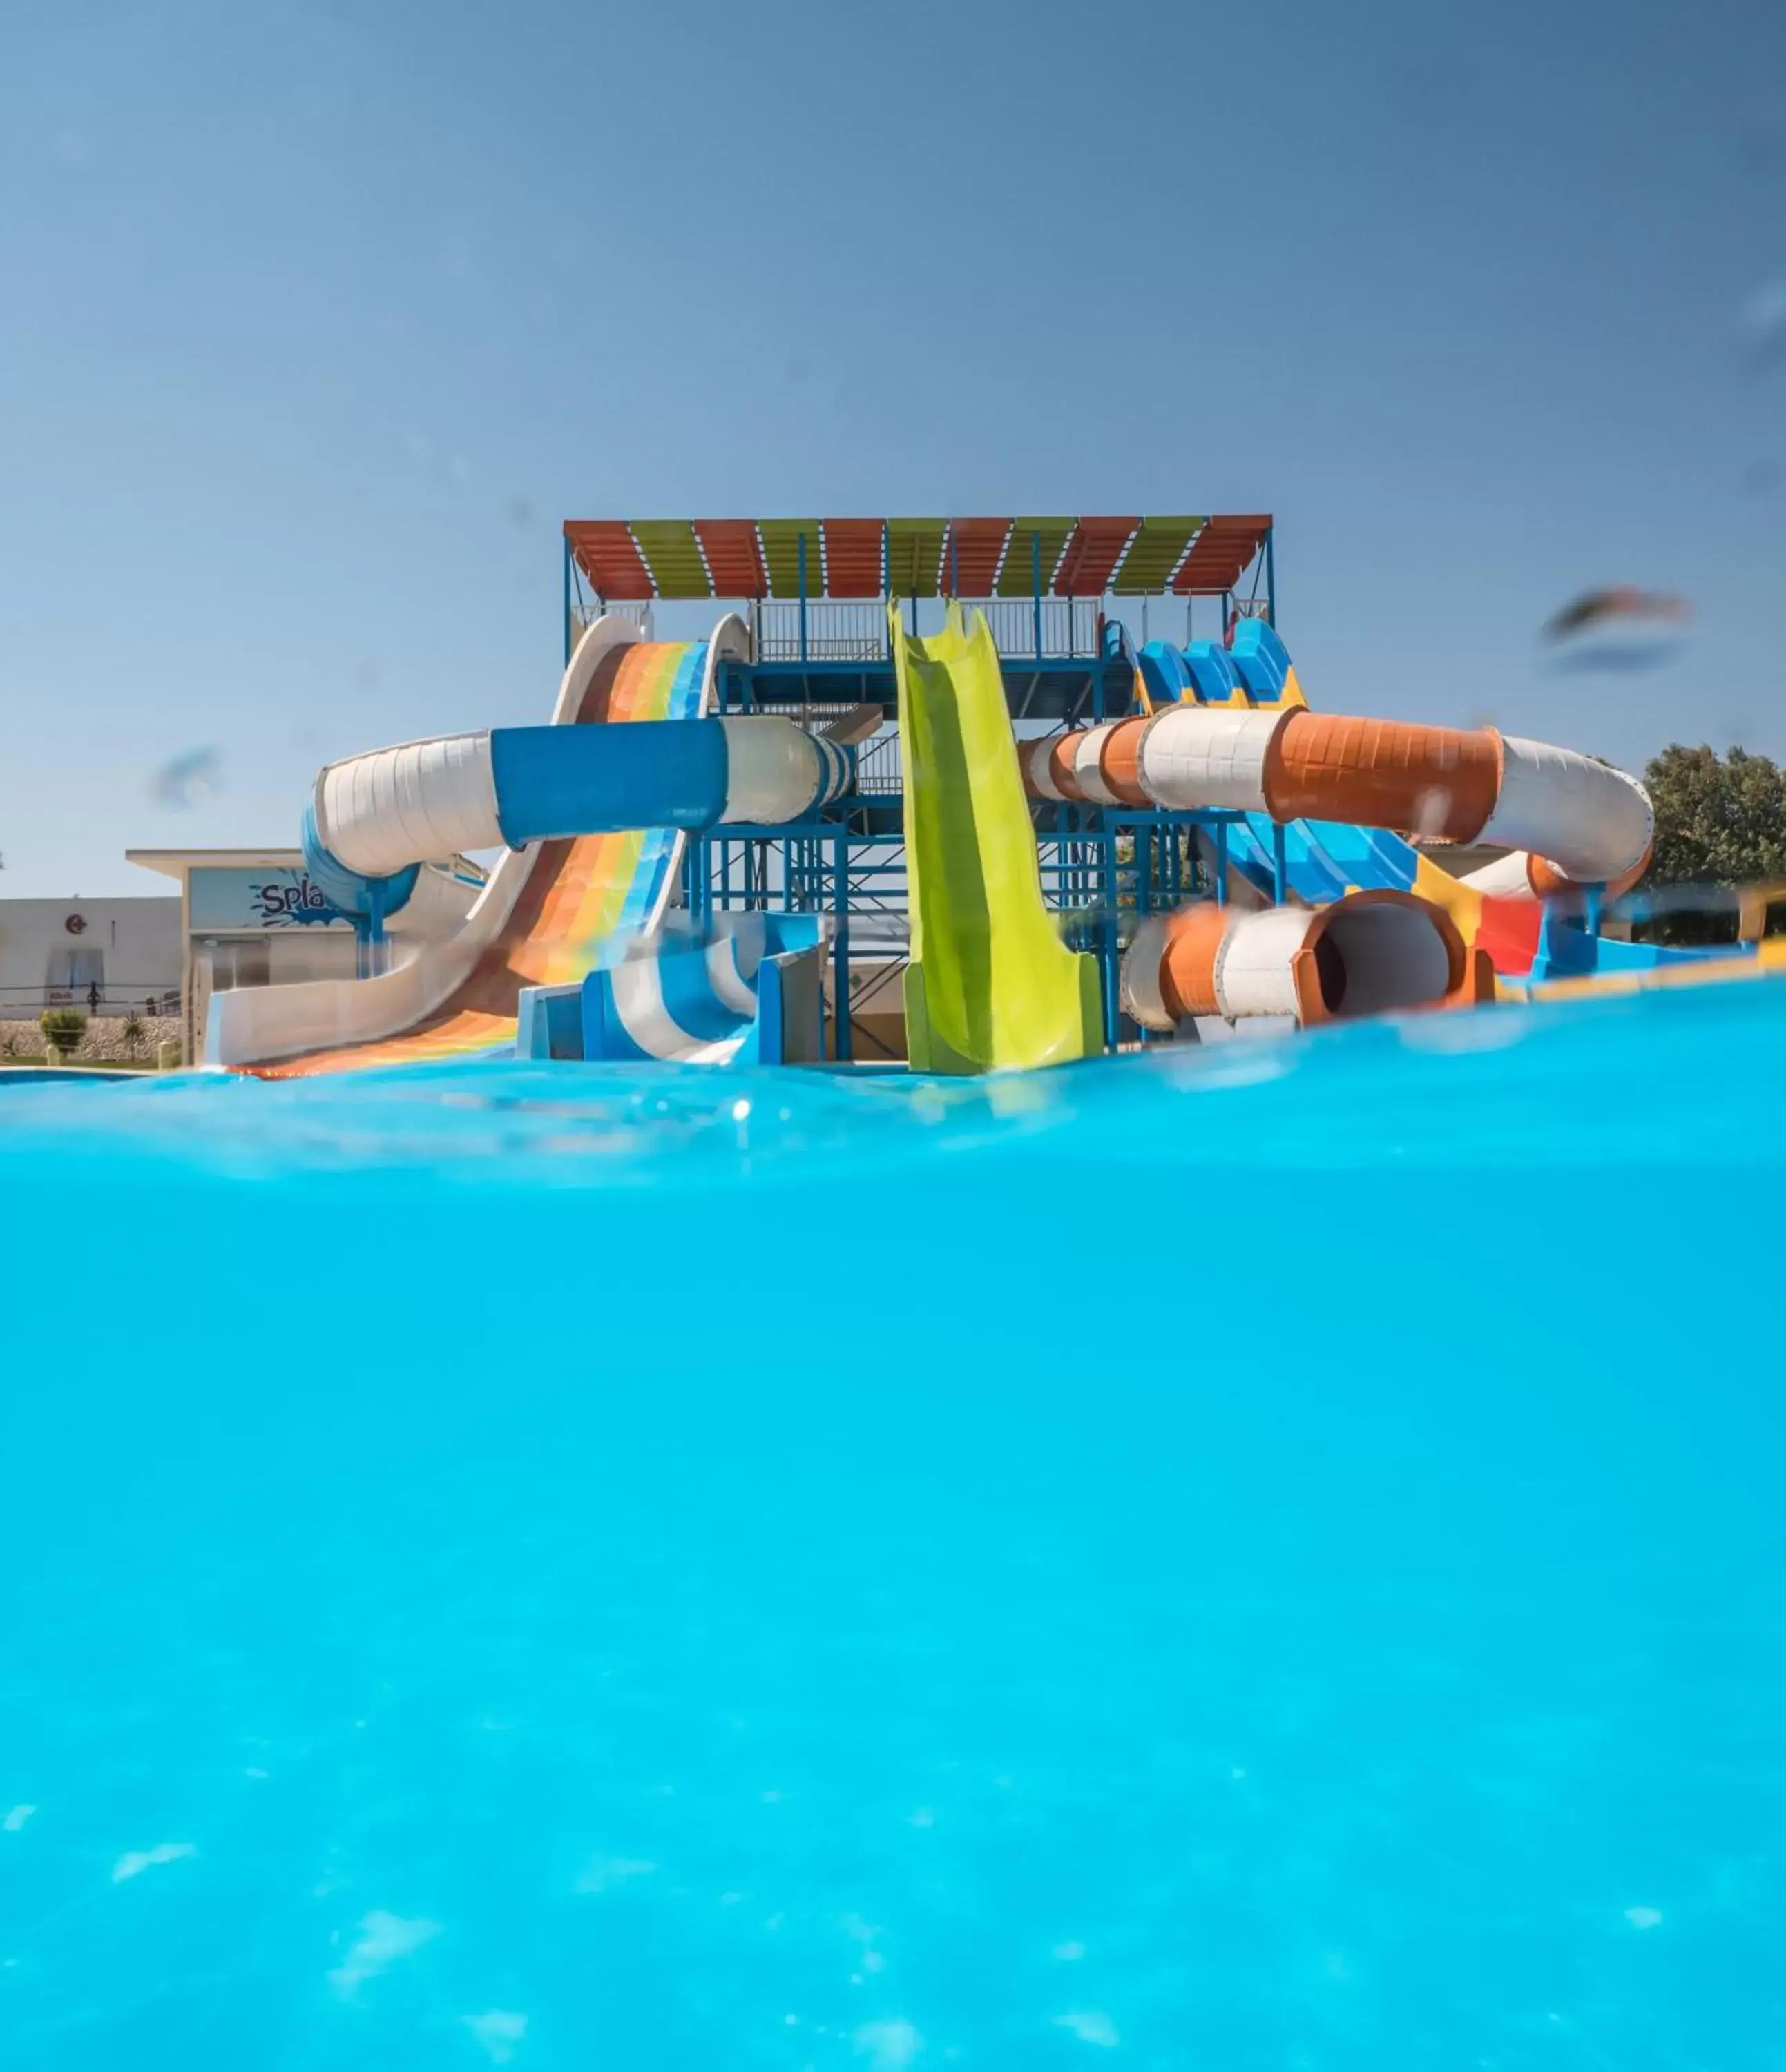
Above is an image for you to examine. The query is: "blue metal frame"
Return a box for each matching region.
[682,795,1271,1062]
[564,517,1284,1064]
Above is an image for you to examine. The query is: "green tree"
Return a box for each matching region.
[1639,745,1786,942]
[1644,745,1786,883]
[39,1008,88,1057]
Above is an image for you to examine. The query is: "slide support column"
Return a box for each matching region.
[832,830,851,1062]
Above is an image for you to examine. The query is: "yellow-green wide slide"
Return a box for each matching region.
[892,603,1102,1073]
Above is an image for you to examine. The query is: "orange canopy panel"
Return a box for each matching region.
[1172,515,1271,595]
[947,518,1014,596]
[1054,517,1140,596]
[693,519,767,597]
[822,519,885,598]
[566,521,655,600]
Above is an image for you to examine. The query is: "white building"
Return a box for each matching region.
[0,895,182,1025]
[126,847,485,1062]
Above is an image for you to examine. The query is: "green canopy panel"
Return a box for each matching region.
[994,519,1075,597]
[630,519,711,599]
[885,519,948,599]
[756,520,824,599]
[1111,516,1206,595]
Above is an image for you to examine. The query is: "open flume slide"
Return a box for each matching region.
[215,614,849,1074]
[514,912,830,1065]
[894,603,1102,1073]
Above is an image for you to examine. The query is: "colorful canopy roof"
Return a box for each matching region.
[564,515,1271,602]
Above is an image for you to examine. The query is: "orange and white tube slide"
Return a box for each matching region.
[1023,709,1654,896]
[1120,890,1494,1031]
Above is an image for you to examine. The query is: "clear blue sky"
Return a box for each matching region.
[3,0,1783,896]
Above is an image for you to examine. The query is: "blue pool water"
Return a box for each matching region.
[2,982,1784,2070]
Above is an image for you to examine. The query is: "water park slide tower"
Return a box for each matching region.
[205,512,1676,1072]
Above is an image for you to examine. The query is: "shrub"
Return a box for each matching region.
[39,1008,88,1057]
[121,1011,146,1055]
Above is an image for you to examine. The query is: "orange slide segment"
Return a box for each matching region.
[1262,713,1504,845]
[1026,706,1653,899]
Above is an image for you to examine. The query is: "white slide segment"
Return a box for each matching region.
[1068,723,1122,807]
[1135,707,1282,814]
[385,859,486,940]
[718,716,841,823]
[1204,905,1324,1021]
[314,731,503,880]
[205,614,748,1068]
[1468,735,1654,891]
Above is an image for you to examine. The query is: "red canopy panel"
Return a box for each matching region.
[822,519,883,599]
[566,521,654,600]
[693,519,766,597]
[1172,515,1271,595]
[946,518,1012,596]
[1053,516,1139,595]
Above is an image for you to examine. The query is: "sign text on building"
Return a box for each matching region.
[188,868,353,933]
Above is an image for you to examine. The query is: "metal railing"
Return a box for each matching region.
[968,597,1101,658]
[852,731,901,796]
[0,986,180,1021]
[755,602,886,662]
[753,596,1103,662]
[572,603,655,641]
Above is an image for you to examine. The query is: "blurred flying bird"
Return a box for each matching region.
[151,747,222,807]
[1740,279,1786,374]
[1542,587,1691,642]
